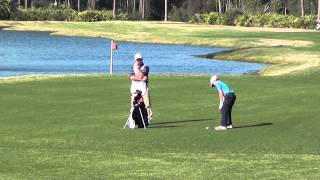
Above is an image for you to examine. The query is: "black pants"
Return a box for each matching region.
[221,93,236,126]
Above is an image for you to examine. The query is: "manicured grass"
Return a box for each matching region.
[0,74,319,179]
[1,21,320,75]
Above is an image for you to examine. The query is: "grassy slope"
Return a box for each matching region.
[0,74,320,179]
[1,21,320,75]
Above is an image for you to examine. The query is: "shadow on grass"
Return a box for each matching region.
[152,118,212,125]
[233,122,272,129]
[149,125,181,129]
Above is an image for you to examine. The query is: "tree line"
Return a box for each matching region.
[1,0,320,21]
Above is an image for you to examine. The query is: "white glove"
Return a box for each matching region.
[219,102,223,110]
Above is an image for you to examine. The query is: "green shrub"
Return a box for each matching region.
[235,15,251,26]
[206,12,220,25]
[189,13,207,24]
[78,10,103,22]
[11,8,77,21]
[190,10,243,26]
[11,8,29,20]
[0,0,11,19]
[10,8,128,22]
[77,10,127,22]
[115,12,128,21]
[292,17,304,28]
[302,15,317,29]
[232,13,317,29]
[78,10,94,21]
[224,9,243,25]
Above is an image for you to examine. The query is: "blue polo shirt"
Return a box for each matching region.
[214,80,234,95]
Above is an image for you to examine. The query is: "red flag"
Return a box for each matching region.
[112,41,118,51]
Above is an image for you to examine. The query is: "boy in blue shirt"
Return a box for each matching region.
[210,75,236,130]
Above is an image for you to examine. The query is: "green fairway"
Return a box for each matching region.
[1,74,320,179]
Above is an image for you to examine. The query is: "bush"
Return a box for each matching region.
[11,8,77,21]
[190,10,243,26]
[77,10,128,22]
[224,9,243,25]
[78,10,107,22]
[0,0,11,19]
[189,13,207,24]
[206,12,220,25]
[10,8,128,22]
[303,15,317,29]
[116,12,128,21]
[235,15,251,26]
[231,13,317,29]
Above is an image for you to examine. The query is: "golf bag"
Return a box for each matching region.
[124,90,149,129]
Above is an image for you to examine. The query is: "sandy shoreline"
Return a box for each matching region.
[0,74,99,83]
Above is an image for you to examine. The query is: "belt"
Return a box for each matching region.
[224,92,235,97]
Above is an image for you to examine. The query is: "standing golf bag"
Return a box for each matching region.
[124,90,149,129]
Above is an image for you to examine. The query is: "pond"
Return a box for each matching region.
[0,30,267,77]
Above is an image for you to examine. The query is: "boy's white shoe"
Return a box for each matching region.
[148,117,152,125]
[227,125,233,129]
[215,126,227,131]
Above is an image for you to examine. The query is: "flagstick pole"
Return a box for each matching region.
[110,40,113,75]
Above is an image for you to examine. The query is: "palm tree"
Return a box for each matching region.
[133,0,135,14]
[92,0,95,10]
[78,0,80,11]
[87,0,95,10]
[300,0,304,17]
[67,0,70,8]
[126,0,129,14]
[164,0,167,21]
[139,0,144,19]
[218,0,222,14]
[113,0,116,18]
[318,0,320,20]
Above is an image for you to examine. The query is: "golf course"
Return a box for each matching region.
[1,21,320,179]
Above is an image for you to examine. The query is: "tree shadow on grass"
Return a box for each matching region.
[149,125,181,129]
[233,122,272,129]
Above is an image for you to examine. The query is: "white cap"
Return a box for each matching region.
[210,75,219,85]
[134,53,143,60]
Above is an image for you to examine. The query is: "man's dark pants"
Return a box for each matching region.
[221,93,236,126]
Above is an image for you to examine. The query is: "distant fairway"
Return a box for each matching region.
[1,74,319,179]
